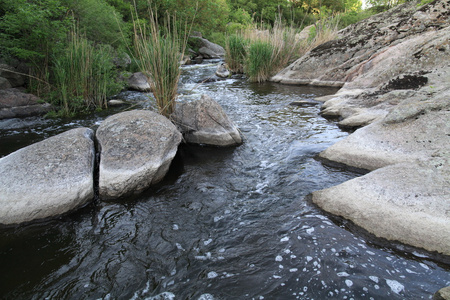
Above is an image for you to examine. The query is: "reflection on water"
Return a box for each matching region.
[0,61,449,299]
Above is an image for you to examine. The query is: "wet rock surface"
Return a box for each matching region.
[0,128,95,225]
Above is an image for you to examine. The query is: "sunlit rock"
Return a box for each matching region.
[96,110,182,200]
[0,128,95,225]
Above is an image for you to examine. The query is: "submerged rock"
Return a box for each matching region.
[172,94,242,147]
[96,110,182,200]
[0,128,95,225]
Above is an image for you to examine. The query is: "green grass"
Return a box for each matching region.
[52,30,120,117]
[245,41,274,83]
[132,10,189,118]
[225,34,248,73]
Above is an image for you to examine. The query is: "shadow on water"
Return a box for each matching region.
[0,60,449,299]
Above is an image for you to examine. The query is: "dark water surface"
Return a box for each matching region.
[0,61,449,299]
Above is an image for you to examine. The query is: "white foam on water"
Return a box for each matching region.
[306,227,315,234]
[284,249,291,254]
[419,263,430,270]
[290,268,298,272]
[366,251,375,255]
[204,239,213,246]
[345,280,353,287]
[412,251,428,258]
[273,275,282,279]
[276,255,283,262]
[290,254,297,259]
[143,292,176,300]
[280,237,289,242]
[197,294,215,300]
[175,243,185,251]
[172,224,179,230]
[369,276,379,283]
[337,272,350,277]
[405,268,418,274]
[207,271,218,279]
[386,279,404,294]
[306,256,313,262]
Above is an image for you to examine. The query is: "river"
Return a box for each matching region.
[0,60,449,299]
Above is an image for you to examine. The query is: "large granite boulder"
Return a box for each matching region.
[312,161,450,255]
[96,110,182,200]
[172,94,242,147]
[272,0,450,254]
[0,88,52,119]
[0,128,95,225]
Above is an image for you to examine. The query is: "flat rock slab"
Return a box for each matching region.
[96,110,182,200]
[0,127,95,225]
[319,109,449,171]
[312,161,450,255]
[172,94,242,147]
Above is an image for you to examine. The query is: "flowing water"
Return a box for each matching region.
[0,61,449,299]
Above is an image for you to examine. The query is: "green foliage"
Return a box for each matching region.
[338,8,378,28]
[52,31,121,116]
[245,40,273,83]
[225,34,248,73]
[60,0,129,48]
[0,0,70,63]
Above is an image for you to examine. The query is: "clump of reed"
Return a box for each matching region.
[245,40,274,83]
[225,15,340,83]
[53,30,118,116]
[131,10,189,118]
[225,34,248,74]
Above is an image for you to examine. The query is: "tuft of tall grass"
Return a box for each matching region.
[225,34,247,74]
[53,30,119,116]
[224,15,342,83]
[306,16,340,51]
[226,16,303,83]
[245,41,273,83]
[132,9,189,118]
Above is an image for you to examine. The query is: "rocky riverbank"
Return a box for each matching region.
[273,0,449,255]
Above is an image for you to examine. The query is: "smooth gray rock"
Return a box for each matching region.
[312,161,450,255]
[215,63,230,78]
[191,37,225,59]
[0,128,95,225]
[172,94,242,147]
[128,72,152,92]
[96,110,182,200]
[319,109,449,171]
